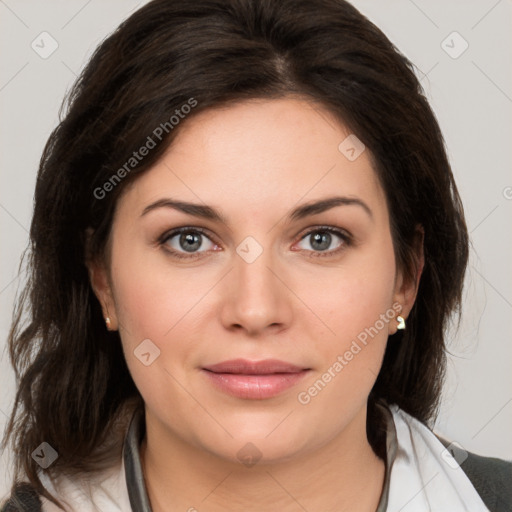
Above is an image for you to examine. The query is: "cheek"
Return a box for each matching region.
[110,257,203,425]
[110,235,203,342]
[293,236,396,406]
[301,235,397,348]
[108,240,200,385]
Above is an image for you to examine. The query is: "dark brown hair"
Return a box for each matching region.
[2,0,468,509]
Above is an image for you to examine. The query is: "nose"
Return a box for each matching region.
[219,244,293,337]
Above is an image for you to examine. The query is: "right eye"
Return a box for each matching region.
[159,227,219,260]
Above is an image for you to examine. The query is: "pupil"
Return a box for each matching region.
[311,232,331,251]
[180,232,201,252]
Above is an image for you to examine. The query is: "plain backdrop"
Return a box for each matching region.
[1,0,511,498]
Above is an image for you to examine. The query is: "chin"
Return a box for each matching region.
[192,417,313,465]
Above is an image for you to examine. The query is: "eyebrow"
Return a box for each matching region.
[140,195,373,223]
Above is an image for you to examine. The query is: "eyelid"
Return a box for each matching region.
[158,225,216,245]
[297,225,352,241]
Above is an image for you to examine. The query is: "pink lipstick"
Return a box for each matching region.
[201,358,310,399]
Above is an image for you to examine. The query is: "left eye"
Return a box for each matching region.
[296,228,349,254]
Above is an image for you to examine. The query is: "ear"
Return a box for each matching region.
[84,228,118,331]
[390,225,424,335]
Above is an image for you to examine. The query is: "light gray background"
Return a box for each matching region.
[1,0,511,498]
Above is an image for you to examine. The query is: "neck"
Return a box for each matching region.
[140,406,386,512]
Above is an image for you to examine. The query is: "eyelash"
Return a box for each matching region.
[158,226,353,260]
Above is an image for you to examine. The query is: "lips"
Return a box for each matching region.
[201,358,311,399]
[203,358,308,375]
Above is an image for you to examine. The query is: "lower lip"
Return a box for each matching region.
[201,369,310,399]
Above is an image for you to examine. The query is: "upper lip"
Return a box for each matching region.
[202,358,309,374]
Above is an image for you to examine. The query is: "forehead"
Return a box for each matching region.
[117,97,386,222]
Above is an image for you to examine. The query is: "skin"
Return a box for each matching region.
[88,97,423,512]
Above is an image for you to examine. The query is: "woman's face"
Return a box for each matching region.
[91,97,415,463]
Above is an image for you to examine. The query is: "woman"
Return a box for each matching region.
[1,0,511,510]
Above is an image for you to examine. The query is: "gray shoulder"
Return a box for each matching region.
[437,435,512,512]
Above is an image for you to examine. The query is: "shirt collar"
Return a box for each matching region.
[123,403,397,511]
[123,406,152,512]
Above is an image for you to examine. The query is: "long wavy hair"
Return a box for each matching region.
[2,0,468,509]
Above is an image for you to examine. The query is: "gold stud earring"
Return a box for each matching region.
[105,317,111,329]
[396,315,406,330]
